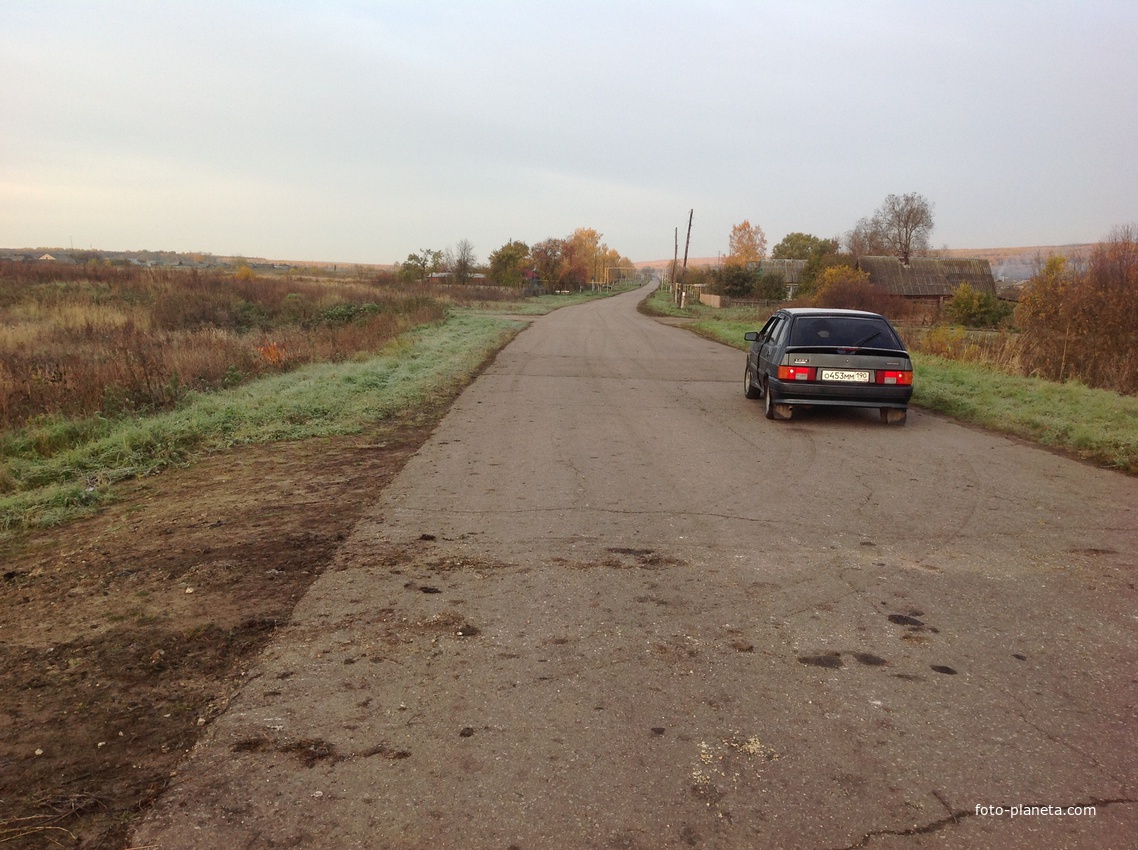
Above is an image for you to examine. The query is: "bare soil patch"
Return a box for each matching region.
[0,415,438,848]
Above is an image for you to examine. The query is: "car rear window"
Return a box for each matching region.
[789,316,902,349]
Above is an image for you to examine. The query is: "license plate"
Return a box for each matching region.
[820,369,870,382]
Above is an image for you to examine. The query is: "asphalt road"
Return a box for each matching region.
[136,283,1138,849]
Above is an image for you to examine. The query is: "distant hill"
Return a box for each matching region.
[934,245,1094,281]
[634,257,720,271]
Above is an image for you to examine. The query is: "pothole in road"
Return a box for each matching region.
[798,652,843,669]
[605,547,688,569]
[888,613,924,627]
[798,651,890,669]
[887,611,940,634]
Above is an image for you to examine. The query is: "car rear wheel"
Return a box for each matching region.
[744,366,761,399]
[881,408,907,426]
[764,384,791,420]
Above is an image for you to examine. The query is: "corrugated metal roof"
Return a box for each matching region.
[757,258,806,283]
[858,256,996,297]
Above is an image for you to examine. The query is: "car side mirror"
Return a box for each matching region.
[744,332,759,341]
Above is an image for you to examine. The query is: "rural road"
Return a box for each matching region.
[135,283,1137,849]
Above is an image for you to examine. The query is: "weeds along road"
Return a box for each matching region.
[136,283,1138,849]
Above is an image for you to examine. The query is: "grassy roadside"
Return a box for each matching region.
[0,284,641,540]
[0,312,525,538]
[640,287,1138,474]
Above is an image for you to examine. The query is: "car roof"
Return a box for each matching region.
[775,307,885,318]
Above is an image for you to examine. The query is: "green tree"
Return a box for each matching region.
[945,282,1013,327]
[771,232,837,260]
[398,249,442,283]
[772,232,844,296]
[488,240,532,288]
[712,265,760,298]
[755,271,787,301]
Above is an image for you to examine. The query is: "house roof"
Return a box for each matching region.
[757,258,806,283]
[858,256,996,297]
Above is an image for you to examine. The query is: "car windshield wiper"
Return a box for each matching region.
[848,330,882,348]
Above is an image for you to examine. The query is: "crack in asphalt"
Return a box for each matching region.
[981,670,1131,787]
[828,797,1138,849]
[828,796,1138,850]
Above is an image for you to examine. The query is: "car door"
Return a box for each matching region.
[756,315,788,378]
[747,315,778,373]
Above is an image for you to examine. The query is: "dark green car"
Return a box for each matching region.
[744,308,913,425]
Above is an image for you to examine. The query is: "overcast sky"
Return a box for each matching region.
[3,1,1135,264]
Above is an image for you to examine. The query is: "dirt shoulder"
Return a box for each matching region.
[0,411,442,849]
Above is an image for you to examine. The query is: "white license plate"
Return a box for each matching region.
[820,369,870,382]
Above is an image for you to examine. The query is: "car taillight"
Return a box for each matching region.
[778,365,815,381]
[877,370,913,385]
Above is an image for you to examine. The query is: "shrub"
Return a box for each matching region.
[1016,226,1138,393]
[810,266,902,317]
[711,265,759,298]
[945,282,1014,328]
[755,271,786,301]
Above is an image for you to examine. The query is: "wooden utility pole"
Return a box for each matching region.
[679,209,694,307]
[681,209,693,280]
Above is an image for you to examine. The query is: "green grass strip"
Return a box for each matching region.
[1,313,524,535]
[911,354,1138,472]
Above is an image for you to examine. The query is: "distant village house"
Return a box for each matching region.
[857,256,997,322]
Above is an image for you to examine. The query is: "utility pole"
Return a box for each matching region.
[679,209,693,308]
[681,209,693,280]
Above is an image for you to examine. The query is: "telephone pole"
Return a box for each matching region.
[681,209,693,282]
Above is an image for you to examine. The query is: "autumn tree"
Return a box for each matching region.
[847,193,934,263]
[522,228,636,292]
[398,248,443,283]
[560,230,592,288]
[845,217,890,261]
[772,232,844,295]
[1016,225,1138,391]
[531,238,568,290]
[488,240,532,288]
[550,228,631,288]
[726,220,767,268]
[450,239,478,285]
[811,265,898,316]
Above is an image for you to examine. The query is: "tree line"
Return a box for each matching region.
[687,192,936,302]
[695,195,1138,395]
[396,228,637,292]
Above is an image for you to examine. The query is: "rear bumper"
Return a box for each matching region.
[768,377,912,409]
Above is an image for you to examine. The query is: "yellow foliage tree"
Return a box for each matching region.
[726,220,767,268]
